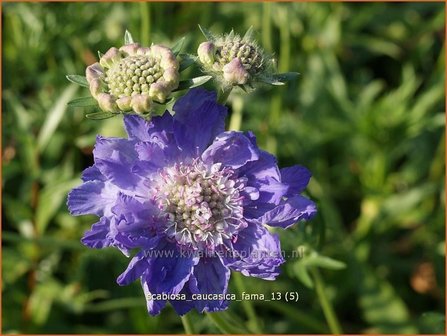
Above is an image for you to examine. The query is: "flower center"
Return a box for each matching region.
[154,160,246,251]
[105,55,164,98]
[216,38,264,74]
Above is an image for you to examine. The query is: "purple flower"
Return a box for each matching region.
[67,88,316,315]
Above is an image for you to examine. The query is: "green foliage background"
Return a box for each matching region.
[2,2,445,334]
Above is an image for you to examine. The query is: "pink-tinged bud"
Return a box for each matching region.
[163,68,180,89]
[131,94,152,114]
[97,93,118,113]
[119,43,141,56]
[99,47,122,68]
[116,96,132,112]
[86,62,103,82]
[223,58,249,85]
[198,42,215,65]
[151,45,179,70]
[136,47,151,55]
[149,82,169,103]
[89,79,103,99]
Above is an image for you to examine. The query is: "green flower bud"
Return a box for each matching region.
[131,94,152,114]
[116,96,132,111]
[223,58,249,85]
[85,42,180,114]
[97,93,118,113]
[197,27,273,89]
[149,82,169,103]
[99,47,122,68]
[197,42,215,65]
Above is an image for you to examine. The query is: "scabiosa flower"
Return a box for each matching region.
[197,26,298,90]
[67,88,316,315]
[86,42,179,114]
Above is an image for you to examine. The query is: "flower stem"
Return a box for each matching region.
[180,313,195,335]
[217,87,232,105]
[206,312,248,334]
[233,272,262,333]
[229,95,244,131]
[311,268,343,334]
[140,2,150,46]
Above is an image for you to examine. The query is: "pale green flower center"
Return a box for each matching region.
[105,55,164,97]
[217,39,264,74]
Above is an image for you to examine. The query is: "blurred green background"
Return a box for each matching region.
[2,2,445,334]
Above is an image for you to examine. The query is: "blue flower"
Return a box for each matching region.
[67,88,316,315]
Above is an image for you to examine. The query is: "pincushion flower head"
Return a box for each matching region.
[86,41,179,114]
[67,88,316,315]
[197,26,298,90]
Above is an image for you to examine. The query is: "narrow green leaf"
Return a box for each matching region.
[307,254,346,270]
[66,75,89,88]
[294,262,314,288]
[124,30,134,45]
[67,96,97,108]
[85,111,116,120]
[38,85,78,152]
[270,72,300,85]
[174,75,212,92]
[179,54,197,72]
[35,178,80,235]
[227,29,235,39]
[171,36,185,56]
[243,26,255,41]
[198,24,214,41]
[98,51,104,59]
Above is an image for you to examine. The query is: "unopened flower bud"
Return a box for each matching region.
[131,94,152,114]
[116,96,132,112]
[99,47,122,68]
[149,82,169,103]
[223,58,249,85]
[97,93,118,112]
[197,42,215,65]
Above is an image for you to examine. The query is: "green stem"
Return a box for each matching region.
[262,2,272,52]
[233,272,262,333]
[206,312,247,334]
[311,268,343,334]
[228,95,244,131]
[217,87,232,105]
[140,2,150,46]
[181,313,195,335]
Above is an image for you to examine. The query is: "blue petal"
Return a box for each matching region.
[142,242,198,315]
[223,223,284,280]
[257,176,289,204]
[135,141,179,168]
[111,193,157,231]
[93,136,143,190]
[117,251,150,286]
[94,135,137,163]
[67,181,116,216]
[173,88,227,157]
[202,131,259,169]
[142,278,167,316]
[81,165,105,182]
[189,256,230,313]
[80,217,112,248]
[170,279,196,316]
[124,113,174,145]
[257,195,317,228]
[280,165,312,196]
[238,150,281,187]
